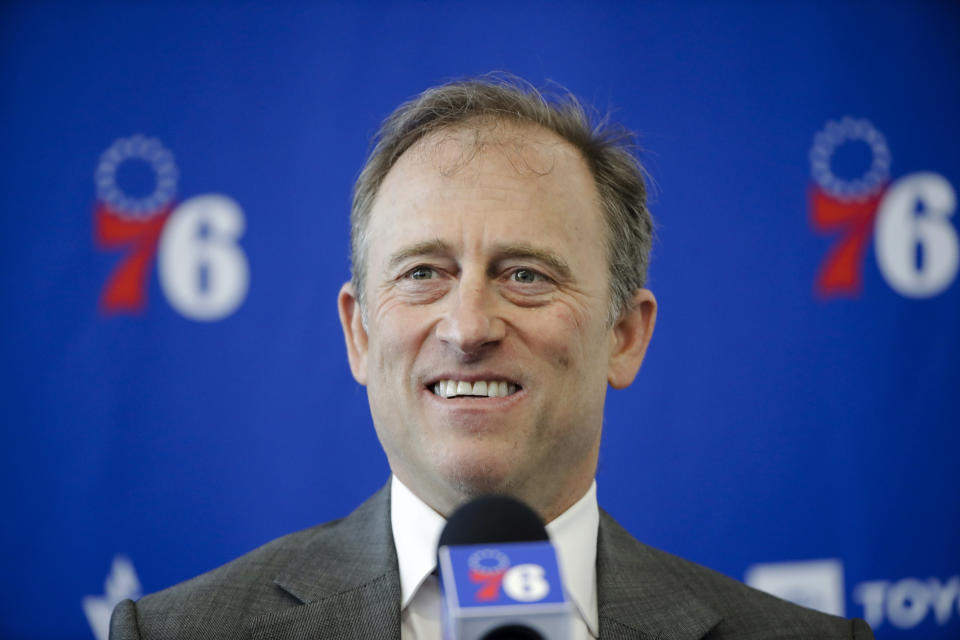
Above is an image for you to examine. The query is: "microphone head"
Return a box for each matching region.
[439,494,548,548]
[437,495,571,640]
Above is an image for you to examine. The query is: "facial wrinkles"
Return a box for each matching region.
[375,135,606,380]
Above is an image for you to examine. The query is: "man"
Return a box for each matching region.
[111,75,874,639]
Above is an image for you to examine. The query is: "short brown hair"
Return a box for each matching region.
[350,73,653,323]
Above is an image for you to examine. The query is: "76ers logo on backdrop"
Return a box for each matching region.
[809,118,958,298]
[94,135,249,321]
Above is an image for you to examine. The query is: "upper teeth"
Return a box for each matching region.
[433,380,518,398]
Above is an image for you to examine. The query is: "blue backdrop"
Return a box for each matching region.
[2,2,957,639]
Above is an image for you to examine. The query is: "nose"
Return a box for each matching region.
[435,276,505,357]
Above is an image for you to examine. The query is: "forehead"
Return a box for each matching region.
[369,120,605,246]
[403,119,584,178]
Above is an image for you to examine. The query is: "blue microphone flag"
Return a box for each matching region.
[438,540,572,640]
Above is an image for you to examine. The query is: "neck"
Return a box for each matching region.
[393,468,596,525]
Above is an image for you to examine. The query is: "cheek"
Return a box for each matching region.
[534,306,600,371]
[368,303,433,373]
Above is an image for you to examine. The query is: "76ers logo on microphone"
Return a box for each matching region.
[809,118,958,299]
[94,135,249,321]
[469,549,511,601]
[467,548,551,603]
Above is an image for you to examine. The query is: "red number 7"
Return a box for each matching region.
[810,186,886,297]
[95,204,172,313]
[469,569,506,602]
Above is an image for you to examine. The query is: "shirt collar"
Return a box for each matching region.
[390,475,600,636]
[545,481,600,636]
[391,475,447,609]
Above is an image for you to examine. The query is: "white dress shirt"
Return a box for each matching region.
[391,475,600,640]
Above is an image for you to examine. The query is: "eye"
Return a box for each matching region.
[510,268,541,284]
[407,266,436,280]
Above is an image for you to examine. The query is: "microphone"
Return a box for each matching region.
[437,495,573,640]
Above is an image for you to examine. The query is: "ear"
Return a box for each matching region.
[607,288,657,389]
[338,281,369,385]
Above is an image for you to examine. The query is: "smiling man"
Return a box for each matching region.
[338,117,653,527]
[110,75,873,640]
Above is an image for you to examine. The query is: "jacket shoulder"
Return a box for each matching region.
[598,510,874,639]
[661,551,872,639]
[109,518,344,640]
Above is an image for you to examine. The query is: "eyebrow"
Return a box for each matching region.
[490,243,573,281]
[386,239,452,272]
[385,239,573,281]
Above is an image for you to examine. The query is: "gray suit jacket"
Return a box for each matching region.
[110,485,873,639]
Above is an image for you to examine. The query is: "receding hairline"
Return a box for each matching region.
[381,116,599,185]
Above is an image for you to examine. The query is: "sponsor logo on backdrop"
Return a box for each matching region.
[809,117,958,298]
[745,559,960,631]
[94,135,250,321]
[745,558,846,616]
[854,575,960,631]
[83,555,142,640]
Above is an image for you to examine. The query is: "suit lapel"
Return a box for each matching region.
[249,574,400,640]
[250,484,401,640]
[597,510,721,640]
[242,487,720,639]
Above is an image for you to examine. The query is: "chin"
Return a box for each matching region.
[439,453,523,500]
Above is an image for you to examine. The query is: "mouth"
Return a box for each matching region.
[428,379,521,399]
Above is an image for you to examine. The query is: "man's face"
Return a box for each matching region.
[339,121,655,520]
